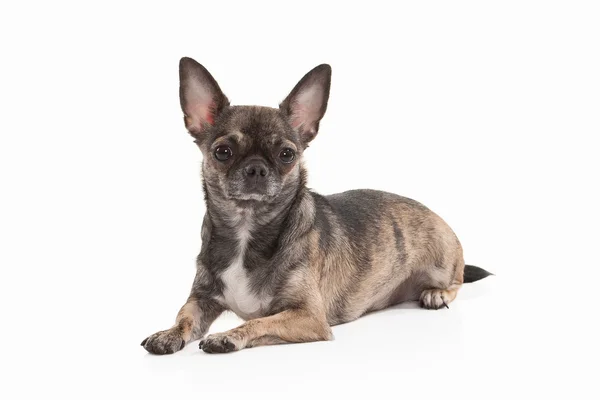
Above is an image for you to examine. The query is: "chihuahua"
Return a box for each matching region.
[141,58,492,354]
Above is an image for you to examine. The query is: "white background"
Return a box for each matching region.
[1,1,599,399]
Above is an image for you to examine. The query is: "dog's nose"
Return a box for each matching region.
[244,162,269,178]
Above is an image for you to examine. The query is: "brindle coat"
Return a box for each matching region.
[141,58,492,354]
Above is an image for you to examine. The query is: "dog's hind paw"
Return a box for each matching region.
[419,288,457,310]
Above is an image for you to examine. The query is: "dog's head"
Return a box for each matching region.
[179,57,331,204]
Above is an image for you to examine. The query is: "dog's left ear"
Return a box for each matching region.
[280,64,331,145]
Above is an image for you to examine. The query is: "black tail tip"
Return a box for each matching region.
[464,264,494,283]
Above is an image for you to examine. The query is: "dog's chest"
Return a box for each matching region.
[218,218,272,319]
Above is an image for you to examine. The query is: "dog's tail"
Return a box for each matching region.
[463,264,493,283]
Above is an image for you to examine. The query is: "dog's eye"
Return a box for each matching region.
[214,146,233,161]
[278,148,295,164]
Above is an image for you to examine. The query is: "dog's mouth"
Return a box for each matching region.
[226,180,282,203]
[226,193,279,209]
[228,192,271,201]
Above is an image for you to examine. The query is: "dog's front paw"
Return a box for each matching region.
[141,329,186,355]
[199,332,243,354]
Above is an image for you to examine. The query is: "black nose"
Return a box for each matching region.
[244,162,268,178]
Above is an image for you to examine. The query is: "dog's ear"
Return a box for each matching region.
[280,64,331,145]
[179,57,229,141]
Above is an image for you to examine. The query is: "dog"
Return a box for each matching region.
[141,57,492,354]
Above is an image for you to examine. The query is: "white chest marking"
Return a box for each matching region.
[220,217,272,318]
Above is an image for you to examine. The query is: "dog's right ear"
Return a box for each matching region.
[179,57,229,141]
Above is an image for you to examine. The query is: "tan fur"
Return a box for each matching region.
[310,199,466,324]
[175,300,202,342]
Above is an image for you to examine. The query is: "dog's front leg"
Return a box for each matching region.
[142,296,224,355]
[199,309,332,353]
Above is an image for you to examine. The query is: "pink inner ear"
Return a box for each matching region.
[290,104,313,128]
[291,115,303,129]
[188,100,216,130]
[184,76,218,131]
[205,107,215,125]
[290,86,323,132]
[199,100,216,125]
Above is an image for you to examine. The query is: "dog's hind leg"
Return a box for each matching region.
[419,253,465,310]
